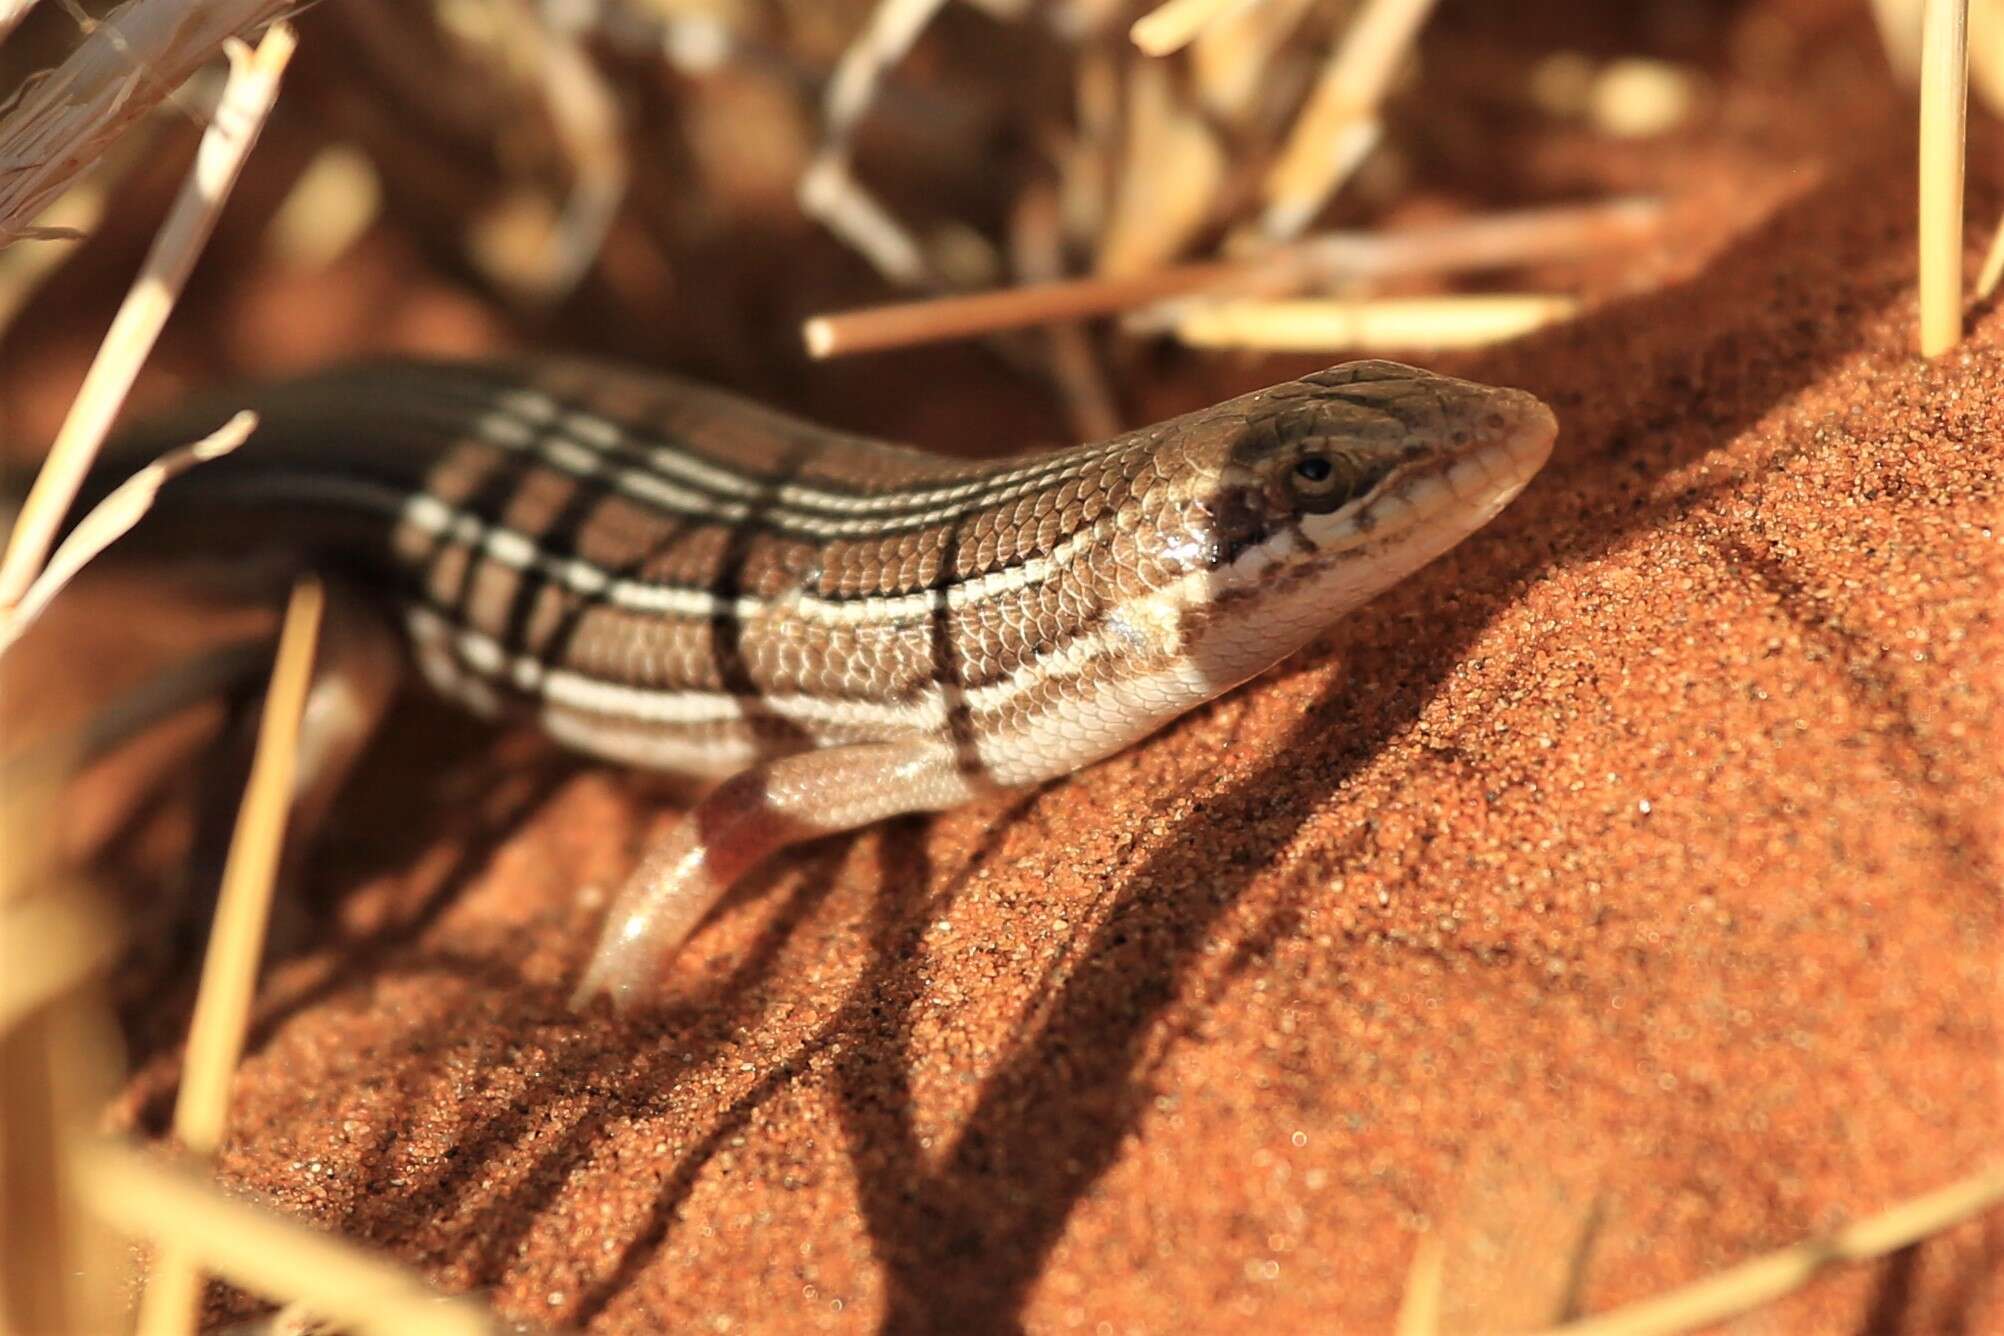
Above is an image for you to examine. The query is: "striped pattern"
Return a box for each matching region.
[120,357,1556,788]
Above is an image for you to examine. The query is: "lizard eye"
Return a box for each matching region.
[1287,449,1395,513]
[1294,455,1334,485]
[1288,451,1351,510]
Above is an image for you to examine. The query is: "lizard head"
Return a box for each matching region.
[1138,359,1558,690]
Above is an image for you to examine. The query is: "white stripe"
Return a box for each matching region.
[480,383,1117,518]
[401,581,1183,739]
[394,489,1080,627]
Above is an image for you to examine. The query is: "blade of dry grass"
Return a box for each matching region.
[1257,0,1438,240]
[1977,207,2004,299]
[1190,0,1315,122]
[0,411,255,657]
[0,0,43,46]
[0,893,127,1032]
[0,21,295,613]
[797,0,950,287]
[0,179,104,332]
[134,576,322,1336]
[1393,1232,1445,1336]
[1096,59,1225,278]
[1168,293,1579,351]
[1129,0,1253,57]
[73,1138,500,1336]
[0,0,294,245]
[1917,0,1969,356]
[0,991,131,1333]
[0,786,130,1334]
[1873,0,1927,84]
[1542,1163,2004,1336]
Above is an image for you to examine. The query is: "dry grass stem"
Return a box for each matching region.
[1011,182,1120,441]
[798,0,949,286]
[73,1138,500,1336]
[263,144,380,271]
[0,0,292,246]
[471,0,629,303]
[805,258,1245,357]
[1,784,129,1335]
[1129,0,1252,58]
[135,575,323,1336]
[0,0,43,45]
[1170,293,1578,351]
[0,21,294,612]
[1542,1163,2004,1336]
[1973,0,2004,112]
[0,991,130,1333]
[807,198,1655,356]
[1872,0,1927,84]
[0,181,105,333]
[1096,60,1225,277]
[0,892,126,1032]
[1259,0,1438,239]
[1917,0,1969,356]
[799,155,929,289]
[1975,206,2004,299]
[1190,0,1314,121]
[1393,1232,1446,1336]
[0,412,255,657]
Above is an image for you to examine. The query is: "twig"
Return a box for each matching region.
[805,258,1245,357]
[72,1138,499,1336]
[1917,0,1969,357]
[0,21,295,611]
[1167,293,1578,351]
[134,576,323,1336]
[0,412,255,658]
[1541,1163,2004,1336]
[1129,0,1252,57]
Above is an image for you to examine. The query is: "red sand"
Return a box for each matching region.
[3,4,2000,1332]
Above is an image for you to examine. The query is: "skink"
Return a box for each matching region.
[85,356,1557,1008]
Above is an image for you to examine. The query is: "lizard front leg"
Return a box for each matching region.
[571,741,990,1010]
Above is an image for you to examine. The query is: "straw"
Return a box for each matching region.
[73,1138,499,1336]
[0,412,256,658]
[0,20,296,612]
[804,197,1658,356]
[1541,1163,2004,1336]
[1258,0,1438,239]
[135,576,324,1336]
[1168,293,1579,351]
[1916,0,1969,356]
[1130,0,1252,58]
[0,0,293,246]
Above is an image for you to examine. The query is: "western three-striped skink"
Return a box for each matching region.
[86,356,1556,1008]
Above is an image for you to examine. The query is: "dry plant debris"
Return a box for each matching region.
[0,1,1998,1332]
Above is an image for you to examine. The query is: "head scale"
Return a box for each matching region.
[1140,359,1558,690]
